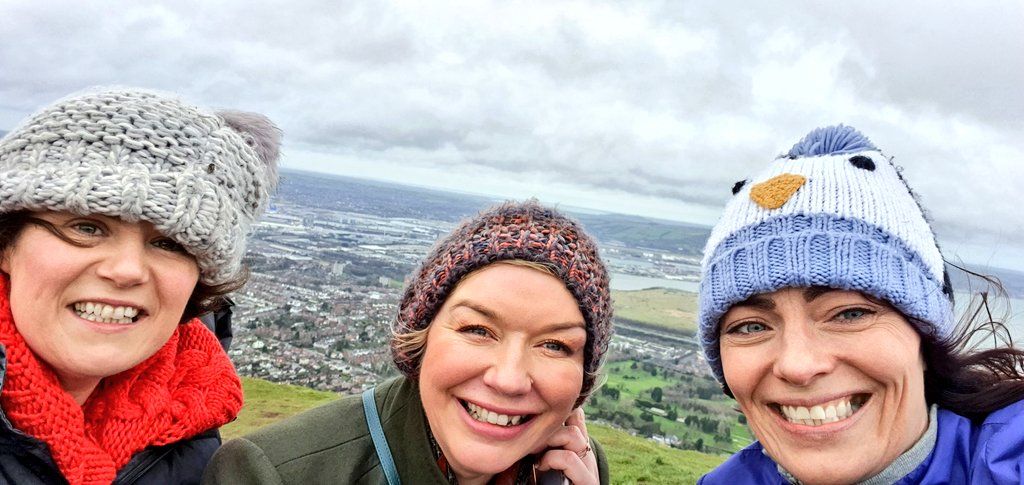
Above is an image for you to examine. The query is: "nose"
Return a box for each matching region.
[772,325,834,387]
[482,345,533,396]
[95,239,150,288]
[750,173,806,209]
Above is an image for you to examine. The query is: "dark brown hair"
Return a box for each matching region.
[920,265,1024,421]
[0,210,245,321]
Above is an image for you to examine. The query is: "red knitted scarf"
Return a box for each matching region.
[0,278,243,485]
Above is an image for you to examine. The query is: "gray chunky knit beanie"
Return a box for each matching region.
[0,88,281,285]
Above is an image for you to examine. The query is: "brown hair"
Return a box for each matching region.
[0,210,244,321]
[919,265,1024,421]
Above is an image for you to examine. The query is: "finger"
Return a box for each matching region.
[539,422,588,455]
[537,449,598,485]
[565,407,589,441]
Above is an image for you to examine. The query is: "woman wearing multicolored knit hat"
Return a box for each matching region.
[206,200,612,484]
[696,126,1024,484]
[0,88,280,484]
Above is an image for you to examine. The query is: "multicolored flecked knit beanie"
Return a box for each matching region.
[0,88,280,285]
[392,200,613,406]
[698,125,953,389]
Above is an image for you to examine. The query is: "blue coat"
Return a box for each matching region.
[699,400,1024,484]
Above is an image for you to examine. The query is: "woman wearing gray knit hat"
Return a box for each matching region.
[0,88,279,484]
[697,126,1024,484]
[206,200,613,485]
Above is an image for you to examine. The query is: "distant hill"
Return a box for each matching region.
[277,169,1023,296]
[278,169,711,255]
[223,377,726,483]
[949,264,1024,300]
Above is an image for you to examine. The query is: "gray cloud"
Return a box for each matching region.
[0,0,1021,266]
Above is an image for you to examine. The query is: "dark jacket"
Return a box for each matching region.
[203,376,610,484]
[0,347,223,485]
[699,400,1024,484]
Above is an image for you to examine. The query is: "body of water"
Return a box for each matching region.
[610,273,699,293]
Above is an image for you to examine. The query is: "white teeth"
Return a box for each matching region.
[465,401,527,427]
[825,405,837,421]
[73,302,141,325]
[810,406,826,420]
[778,396,864,426]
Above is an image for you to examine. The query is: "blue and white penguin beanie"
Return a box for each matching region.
[698,125,954,389]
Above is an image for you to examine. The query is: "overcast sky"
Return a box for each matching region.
[1,0,1021,269]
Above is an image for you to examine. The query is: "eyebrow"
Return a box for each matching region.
[802,286,832,302]
[449,300,585,332]
[450,300,498,320]
[732,286,833,309]
[731,295,774,310]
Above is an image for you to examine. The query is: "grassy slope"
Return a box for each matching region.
[222,378,340,440]
[223,377,726,483]
[611,288,699,335]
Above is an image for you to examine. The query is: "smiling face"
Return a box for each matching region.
[719,287,929,484]
[0,211,199,402]
[418,263,586,483]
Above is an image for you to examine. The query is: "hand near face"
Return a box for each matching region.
[534,408,598,485]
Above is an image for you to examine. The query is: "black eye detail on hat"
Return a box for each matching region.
[731,179,747,195]
[849,155,875,171]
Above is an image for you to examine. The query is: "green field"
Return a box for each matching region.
[224,377,726,482]
[611,288,698,335]
[587,360,752,454]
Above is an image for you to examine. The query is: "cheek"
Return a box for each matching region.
[720,345,767,404]
[535,359,585,411]
[419,331,475,394]
[157,264,200,313]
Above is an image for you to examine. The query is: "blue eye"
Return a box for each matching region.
[836,308,872,321]
[541,340,572,355]
[459,325,491,338]
[730,322,769,334]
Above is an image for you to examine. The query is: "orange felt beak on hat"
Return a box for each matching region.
[749,173,807,210]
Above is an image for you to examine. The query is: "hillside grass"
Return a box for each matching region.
[222,378,340,440]
[223,377,726,482]
[589,424,726,484]
[611,288,698,335]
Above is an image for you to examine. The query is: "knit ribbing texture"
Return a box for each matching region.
[0,277,243,485]
[0,88,280,285]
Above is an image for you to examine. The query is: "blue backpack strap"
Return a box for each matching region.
[362,388,402,485]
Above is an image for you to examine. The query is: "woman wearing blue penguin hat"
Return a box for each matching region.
[697,126,1024,484]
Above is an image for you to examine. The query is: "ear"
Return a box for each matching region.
[0,247,10,274]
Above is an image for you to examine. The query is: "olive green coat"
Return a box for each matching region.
[202,376,609,484]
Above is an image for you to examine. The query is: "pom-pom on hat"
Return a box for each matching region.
[392,200,613,407]
[0,88,281,285]
[698,125,953,390]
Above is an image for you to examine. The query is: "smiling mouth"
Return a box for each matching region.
[460,400,535,427]
[72,302,144,325]
[770,394,870,427]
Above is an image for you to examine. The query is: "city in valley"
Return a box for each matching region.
[227,169,1024,454]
